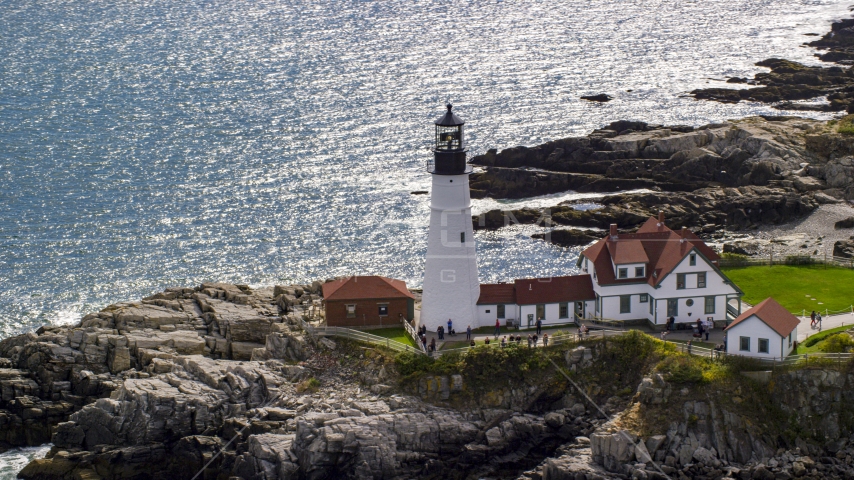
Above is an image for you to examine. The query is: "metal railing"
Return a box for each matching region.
[433,327,626,357]
[298,315,853,367]
[671,340,854,367]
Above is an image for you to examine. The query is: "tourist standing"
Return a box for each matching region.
[536,317,542,335]
[810,310,816,328]
[687,339,692,355]
[533,334,538,347]
[447,319,453,336]
[817,312,823,330]
[501,336,507,348]
[543,333,549,347]
[527,334,532,348]
[429,338,436,352]
[438,325,444,340]
[466,325,472,340]
[494,318,501,338]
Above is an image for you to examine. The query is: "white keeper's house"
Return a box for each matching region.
[476,276,596,329]
[724,297,799,359]
[578,213,743,328]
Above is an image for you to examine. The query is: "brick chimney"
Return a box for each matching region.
[681,226,688,238]
[658,211,664,223]
[610,224,618,236]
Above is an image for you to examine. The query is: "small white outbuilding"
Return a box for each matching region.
[724,297,799,359]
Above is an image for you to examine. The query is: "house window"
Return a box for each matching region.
[649,298,654,315]
[758,338,769,354]
[620,296,631,314]
[461,232,465,244]
[689,254,696,266]
[618,268,628,279]
[559,303,568,318]
[704,297,715,314]
[789,331,793,347]
[697,272,706,288]
[635,266,645,277]
[739,336,750,352]
[497,304,505,318]
[346,305,356,318]
[686,299,694,307]
[676,273,686,289]
[667,299,678,317]
[640,294,648,303]
[485,309,491,313]
[378,304,388,316]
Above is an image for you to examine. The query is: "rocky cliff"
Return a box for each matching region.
[470,116,854,245]
[3,285,854,479]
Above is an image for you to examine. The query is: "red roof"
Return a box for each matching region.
[322,276,415,301]
[477,284,517,305]
[514,275,595,305]
[581,217,721,287]
[725,298,800,337]
[608,239,649,265]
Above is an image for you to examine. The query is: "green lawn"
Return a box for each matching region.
[793,324,852,354]
[721,264,854,314]
[368,327,416,348]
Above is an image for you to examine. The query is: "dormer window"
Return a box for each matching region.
[618,268,628,279]
[635,266,644,277]
[689,254,696,266]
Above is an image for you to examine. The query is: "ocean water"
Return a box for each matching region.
[0,0,850,343]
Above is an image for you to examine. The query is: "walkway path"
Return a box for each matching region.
[797,311,854,341]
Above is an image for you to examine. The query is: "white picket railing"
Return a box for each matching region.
[402,318,427,353]
[298,317,423,355]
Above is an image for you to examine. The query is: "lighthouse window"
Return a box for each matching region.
[461,232,465,244]
[497,304,505,318]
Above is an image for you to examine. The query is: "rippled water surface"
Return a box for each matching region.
[0,0,850,339]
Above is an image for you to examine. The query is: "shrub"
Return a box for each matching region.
[819,333,854,353]
[296,377,321,393]
[784,255,815,265]
[394,352,435,376]
[836,115,854,135]
[655,355,705,384]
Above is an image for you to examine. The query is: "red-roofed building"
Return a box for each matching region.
[578,213,743,328]
[322,276,415,327]
[475,276,595,328]
[724,297,799,358]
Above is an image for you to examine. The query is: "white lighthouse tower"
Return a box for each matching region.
[420,104,480,332]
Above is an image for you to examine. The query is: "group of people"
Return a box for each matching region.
[468,333,549,348]
[695,318,712,341]
[810,310,823,329]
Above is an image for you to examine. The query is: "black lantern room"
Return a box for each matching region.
[429,104,471,175]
